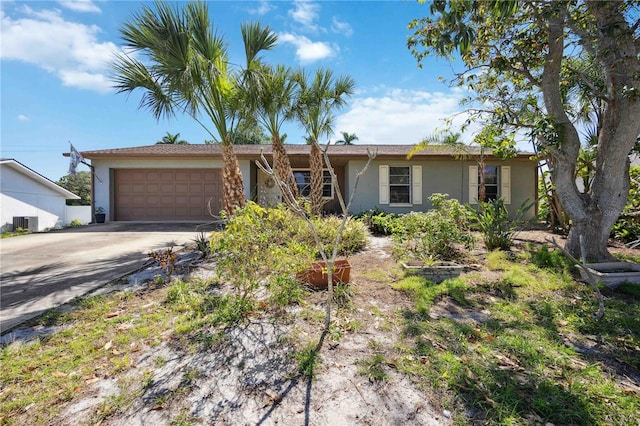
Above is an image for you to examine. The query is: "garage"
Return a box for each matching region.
[114,169,222,221]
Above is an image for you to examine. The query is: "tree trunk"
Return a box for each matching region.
[309,141,324,215]
[540,3,640,261]
[272,135,299,199]
[221,141,246,215]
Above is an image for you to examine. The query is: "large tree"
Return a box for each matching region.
[111,1,277,215]
[57,171,91,206]
[293,68,355,215]
[408,1,640,261]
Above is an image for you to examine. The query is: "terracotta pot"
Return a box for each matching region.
[297,259,351,288]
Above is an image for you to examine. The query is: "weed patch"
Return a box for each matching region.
[396,251,640,424]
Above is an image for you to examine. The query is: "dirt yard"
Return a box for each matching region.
[9,229,640,425]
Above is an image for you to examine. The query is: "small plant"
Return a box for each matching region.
[267,274,306,307]
[296,342,320,379]
[95,207,105,214]
[68,219,83,227]
[357,353,389,382]
[192,231,211,258]
[469,197,532,251]
[148,247,178,279]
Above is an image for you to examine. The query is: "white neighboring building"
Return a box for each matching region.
[0,159,81,232]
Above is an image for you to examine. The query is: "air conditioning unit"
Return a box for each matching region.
[12,216,38,231]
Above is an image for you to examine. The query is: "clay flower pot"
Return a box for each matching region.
[297,259,351,288]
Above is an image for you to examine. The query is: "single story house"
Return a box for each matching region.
[1,159,82,232]
[77,144,537,222]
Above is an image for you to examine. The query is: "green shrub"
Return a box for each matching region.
[391,194,474,263]
[309,216,369,257]
[267,274,307,307]
[530,245,574,272]
[68,219,83,228]
[612,165,640,244]
[470,197,531,251]
[356,208,399,235]
[213,202,368,293]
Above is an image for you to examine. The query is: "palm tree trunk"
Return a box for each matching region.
[221,141,246,215]
[309,141,324,215]
[272,135,299,199]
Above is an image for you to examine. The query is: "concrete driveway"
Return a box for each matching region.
[0,222,212,333]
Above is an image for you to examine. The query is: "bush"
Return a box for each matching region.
[309,216,369,257]
[68,219,83,228]
[213,202,369,292]
[267,274,307,307]
[612,165,640,244]
[356,208,399,235]
[391,194,474,263]
[470,197,531,251]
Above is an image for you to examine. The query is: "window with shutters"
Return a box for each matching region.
[389,166,411,204]
[483,166,499,201]
[379,165,422,205]
[469,165,511,204]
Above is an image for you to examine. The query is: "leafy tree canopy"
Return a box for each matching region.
[57,171,91,206]
[408,0,640,261]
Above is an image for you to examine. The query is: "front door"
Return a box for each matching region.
[257,170,281,206]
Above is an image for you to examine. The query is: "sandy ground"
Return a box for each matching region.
[28,230,640,425]
[52,235,450,426]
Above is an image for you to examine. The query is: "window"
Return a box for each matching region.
[293,170,333,198]
[378,165,422,205]
[389,166,411,204]
[483,166,499,201]
[469,165,511,204]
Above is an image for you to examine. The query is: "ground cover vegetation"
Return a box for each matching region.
[2,199,638,424]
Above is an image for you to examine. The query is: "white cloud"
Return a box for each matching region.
[279,33,335,63]
[288,0,320,32]
[57,1,101,13]
[248,0,273,16]
[18,114,30,122]
[331,17,353,36]
[0,6,118,93]
[333,87,478,145]
[59,69,112,93]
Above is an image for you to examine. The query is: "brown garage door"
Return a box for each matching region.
[114,169,223,221]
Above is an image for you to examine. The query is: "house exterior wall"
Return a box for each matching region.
[0,166,68,231]
[92,157,251,221]
[90,154,536,221]
[345,157,537,218]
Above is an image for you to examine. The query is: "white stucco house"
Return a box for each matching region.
[0,159,82,232]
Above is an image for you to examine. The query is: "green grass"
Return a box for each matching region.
[296,342,321,379]
[0,276,251,425]
[393,276,471,314]
[395,248,640,425]
[0,292,175,425]
[357,353,389,382]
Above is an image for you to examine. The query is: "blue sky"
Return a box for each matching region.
[1,0,474,181]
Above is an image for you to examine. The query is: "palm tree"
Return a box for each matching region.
[110,2,276,215]
[245,64,299,198]
[293,68,355,215]
[335,131,358,145]
[157,132,188,144]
